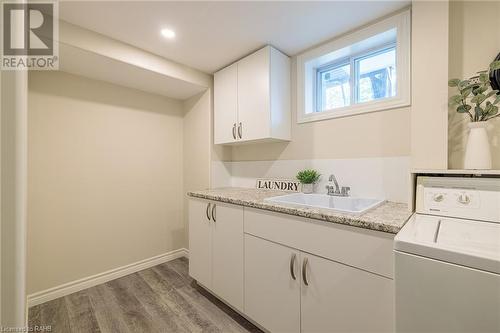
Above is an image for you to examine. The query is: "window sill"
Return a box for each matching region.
[297,97,409,124]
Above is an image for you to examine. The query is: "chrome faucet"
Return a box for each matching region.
[326,174,350,197]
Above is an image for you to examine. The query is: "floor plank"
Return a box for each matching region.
[28,258,262,333]
[39,297,72,333]
[105,277,157,333]
[87,284,131,333]
[65,290,101,333]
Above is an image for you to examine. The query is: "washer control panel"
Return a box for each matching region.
[416,176,500,223]
[424,188,480,211]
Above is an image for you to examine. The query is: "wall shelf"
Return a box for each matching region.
[412,169,500,176]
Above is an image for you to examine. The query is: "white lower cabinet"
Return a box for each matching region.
[189,200,394,332]
[188,199,212,288]
[244,234,301,333]
[211,202,244,311]
[188,199,244,311]
[300,253,394,333]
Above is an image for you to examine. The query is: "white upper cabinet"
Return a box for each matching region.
[214,63,238,144]
[214,45,291,144]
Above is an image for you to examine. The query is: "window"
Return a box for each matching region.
[317,62,351,111]
[297,9,410,123]
[355,46,396,104]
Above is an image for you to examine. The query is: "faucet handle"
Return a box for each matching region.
[341,186,351,197]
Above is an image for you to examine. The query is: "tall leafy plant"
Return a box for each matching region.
[449,60,500,122]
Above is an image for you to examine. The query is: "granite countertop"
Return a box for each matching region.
[187,188,412,234]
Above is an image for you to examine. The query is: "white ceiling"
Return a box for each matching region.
[59,1,410,74]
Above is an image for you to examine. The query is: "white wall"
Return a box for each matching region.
[183,90,212,247]
[27,71,185,294]
[1,70,28,327]
[449,1,500,169]
[217,157,410,203]
[411,0,449,170]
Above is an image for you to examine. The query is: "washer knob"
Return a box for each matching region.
[457,193,471,205]
[433,194,445,202]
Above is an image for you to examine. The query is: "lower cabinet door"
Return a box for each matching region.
[244,234,300,333]
[188,199,212,288]
[211,203,244,311]
[301,252,395,333]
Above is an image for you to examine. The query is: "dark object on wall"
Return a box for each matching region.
[490,52,500,93]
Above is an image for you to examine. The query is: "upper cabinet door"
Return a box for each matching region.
[213,45,291,145]
[237,47,271,142]
[211,203,244,312]
[300,252,395,333]
[214,63,238,144]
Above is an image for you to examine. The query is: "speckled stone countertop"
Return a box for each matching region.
[187,188,412,234]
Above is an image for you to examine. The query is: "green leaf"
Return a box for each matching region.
[473,85,488,95]
[449,95,463,105]
[479,73,489,83]
[486,90,499,99]
[484,102,494,114]
[493,95,500,105]
[490,61,500,71]
[448,79,460,87]
[457,105,471,113]
[490,105,499,116]
[461,87,472,98]
[458,80,471,89]
[471,94,487,104]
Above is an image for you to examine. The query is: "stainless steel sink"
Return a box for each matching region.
[264,193,385,214]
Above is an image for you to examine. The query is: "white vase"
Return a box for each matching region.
[301,183,313,194]
[464,121,492,170]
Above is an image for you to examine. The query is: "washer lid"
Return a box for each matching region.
[395,214,500,274]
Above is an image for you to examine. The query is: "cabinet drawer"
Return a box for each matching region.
[244,208,394,278]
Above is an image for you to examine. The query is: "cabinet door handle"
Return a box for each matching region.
[211,204,216,222]
[289,253,297,280]
[206,203,211,221]
[232,123,237,140]
[302,257,309,286]
[238,122,242,139]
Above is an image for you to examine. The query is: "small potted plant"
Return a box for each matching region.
[449,60,500,170]
[296,169,320,194]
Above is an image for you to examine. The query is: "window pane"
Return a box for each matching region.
[356,48,396,104]
[318,64,350,111]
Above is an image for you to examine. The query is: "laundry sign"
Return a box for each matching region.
[256,178,301,192]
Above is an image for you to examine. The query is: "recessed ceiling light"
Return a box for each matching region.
[161,28,176,39]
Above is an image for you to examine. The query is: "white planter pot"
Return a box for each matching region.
[464,121,492,170]
[301,183,313,194]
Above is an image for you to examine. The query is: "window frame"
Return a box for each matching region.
[297,9,410,124]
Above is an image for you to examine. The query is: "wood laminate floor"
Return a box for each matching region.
[28,257,262,333]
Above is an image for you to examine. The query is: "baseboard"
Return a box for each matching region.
[27,248,189,308]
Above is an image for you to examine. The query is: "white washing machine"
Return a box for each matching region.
[395,176,500,333]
